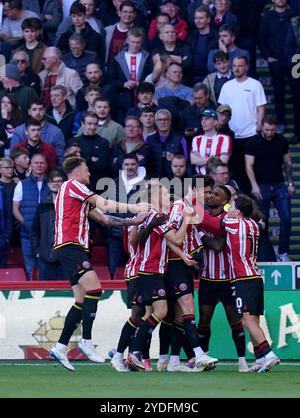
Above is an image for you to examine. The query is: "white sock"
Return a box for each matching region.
[193,346,204,358]
[238,356,247,364]
[159,354,169,362]
[169,355,180,366]
[56,342,67,351]
[113,352,123,360]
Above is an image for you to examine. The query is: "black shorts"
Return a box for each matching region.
[53,245,93,286]
[125,276,139,309]
[132,273,167,306]
[232,278,264,315]
[165,259,194,301]
[198,279,235,306]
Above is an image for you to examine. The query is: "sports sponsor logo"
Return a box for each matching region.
[158,289,166,297]
[179,283,187,291]
[82,261,91,269]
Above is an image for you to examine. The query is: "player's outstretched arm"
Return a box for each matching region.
[89,208,147,227]
[91,194,149,214]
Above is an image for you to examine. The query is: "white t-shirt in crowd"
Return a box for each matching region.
[218,77,267,139]
[13,181,44,202]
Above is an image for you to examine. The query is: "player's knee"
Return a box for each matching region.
[154,305,168,320]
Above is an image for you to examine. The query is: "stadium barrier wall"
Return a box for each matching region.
[0,283,299,360]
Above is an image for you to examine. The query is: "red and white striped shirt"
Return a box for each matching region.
[224,216,261,281]
[138,209,171,274]
[54,179,94,249]
[199,211,230,281]
[168,199,203,259]
[191,133,232,174]
[124,225,140,279]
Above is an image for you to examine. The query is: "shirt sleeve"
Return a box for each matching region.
[13,181,22,202]
[69,180,94,201]
[223,217,239,234]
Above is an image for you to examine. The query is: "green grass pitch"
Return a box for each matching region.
[0,362,300,398]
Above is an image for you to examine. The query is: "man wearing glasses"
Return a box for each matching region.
[31,169,67,280]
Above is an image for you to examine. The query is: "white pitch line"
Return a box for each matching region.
[0,361,299,367]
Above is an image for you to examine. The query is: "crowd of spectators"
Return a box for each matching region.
[0,0,298,279]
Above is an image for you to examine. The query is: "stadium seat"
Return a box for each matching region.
[94,265,111,280]
[91,246,108,265]
[0,268,26,281]
[6,247,23,266]
[114,267,125,280]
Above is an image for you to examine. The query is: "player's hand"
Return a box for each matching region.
[182,253,198,267]
[132,212,148,225]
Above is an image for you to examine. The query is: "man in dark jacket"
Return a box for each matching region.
[109,27,153,124]
[188,5,218,83]
[147,108,187,179]
[45,85,75,143]
[62,33,101,82]
[106,153,146,278]
[57,2,104,62]
[31,169,67,280]
[68,111,110,190]
[259,0,295,134]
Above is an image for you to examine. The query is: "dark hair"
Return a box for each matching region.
[6,0,22,10]
[219,24,236,38]
[10,147,30,160]
[21,17,42,31]
[120,1,137,12]
[81,110,98,123]
[213,50,229,63]
[84,85,101,96]
[156,12,171,21]
[189,174,214,190]
[25,118,41,129]
[262,114,278,126]
[1,93,22,127]
[195,5,211,18]
[64,141,80,151]
[63,156,86,175]
[214,185,231,203]
[93,96,110,106]
[29,98,44,108]
[123,153,139,163]
[140,106,155,114]
[235,194,255,218]
[48,169,65,182]
[70,1,86,15]
[137,81,155,95]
